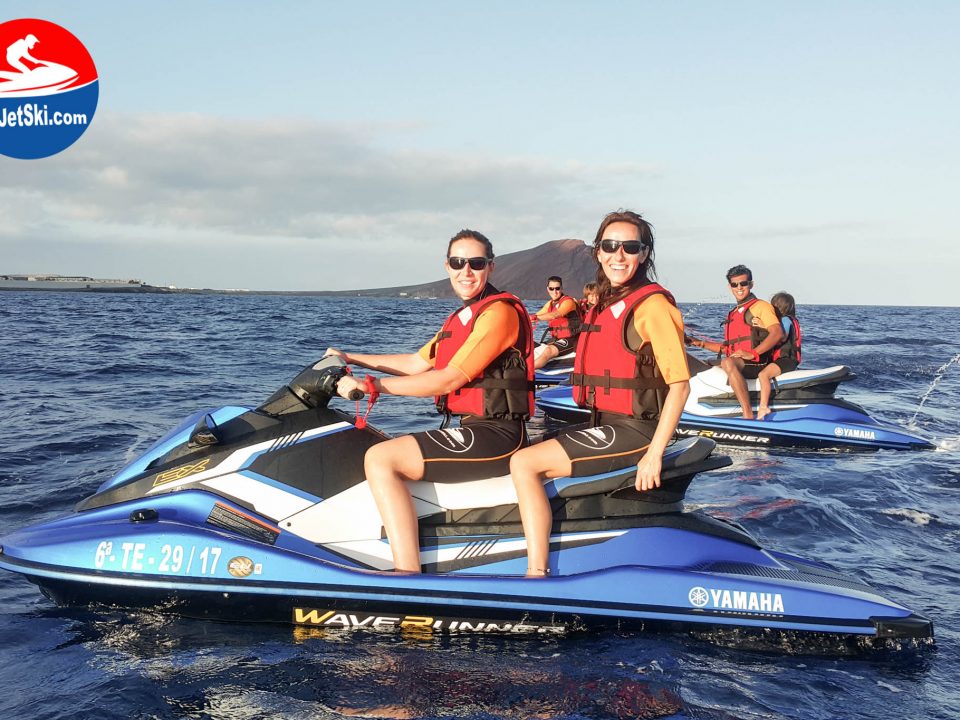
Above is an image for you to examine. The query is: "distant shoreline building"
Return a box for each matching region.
[0,274,146,291]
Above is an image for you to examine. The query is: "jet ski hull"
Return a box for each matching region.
[0,508,932,639]
[537,387,934,451]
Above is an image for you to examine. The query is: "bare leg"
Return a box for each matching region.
[533,343,560,370]
[364,435,426,573]
[721,356,753,419]
[510,439,572,576]
[757,364,782,420]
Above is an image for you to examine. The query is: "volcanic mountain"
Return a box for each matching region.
[340,239,597,301]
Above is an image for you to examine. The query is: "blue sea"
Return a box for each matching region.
[1,292,958,720]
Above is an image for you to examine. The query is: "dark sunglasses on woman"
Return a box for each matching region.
[447,256,492,271]
[599,239,647,255]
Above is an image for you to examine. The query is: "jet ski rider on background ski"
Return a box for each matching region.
[756,291,802,420]
[329,229,535,573]
[686,264,783,419]
[511,209,691,577]
[532,275,582,369]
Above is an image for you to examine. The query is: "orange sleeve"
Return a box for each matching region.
[557,297,578,316]
[632,294,691,385]
[416,330,442,367]
[447,301,520,381]
[752,300,780,329]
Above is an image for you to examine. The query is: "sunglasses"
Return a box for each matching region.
[729,280,752,288]
[447,256,491,271]
[599,239,647,255]
[547,285,562,291]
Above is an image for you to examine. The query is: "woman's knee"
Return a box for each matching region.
[365,436,423,481]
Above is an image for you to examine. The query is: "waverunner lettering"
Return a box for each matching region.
[677,428,771,445]
[707,588,785,614]
[291,608,566,634]
[833,426,876,440]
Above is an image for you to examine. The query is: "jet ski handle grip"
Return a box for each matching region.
[347,389,364,401]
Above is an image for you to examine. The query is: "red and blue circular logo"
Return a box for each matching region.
[0,18,98,159]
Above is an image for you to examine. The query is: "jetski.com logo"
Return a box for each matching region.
[688,585,785,614]
[0,18,98,159]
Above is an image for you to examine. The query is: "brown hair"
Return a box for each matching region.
[591,210,657,310]
[447,229,494,259]
[771,291,796,318]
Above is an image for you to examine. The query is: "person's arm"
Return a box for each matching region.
[750,322,785,358]
[325,347,432,376]
[687,335,722,353]
[740,302,784,359]
[333,302,518,400]
[535,297,578,322]
[635,380,690,491]
[634,297,692,490]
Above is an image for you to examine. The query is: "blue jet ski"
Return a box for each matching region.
[534,331,576,387]
[537,364,933,451]
[0,358,932,641]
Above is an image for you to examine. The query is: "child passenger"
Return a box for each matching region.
[756,292,801,420]
[580,282,599,314]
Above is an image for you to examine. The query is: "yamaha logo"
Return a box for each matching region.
[688,586,709,607]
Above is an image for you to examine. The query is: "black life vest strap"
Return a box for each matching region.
[579,323,602,334]
[462,377,535,391]
[722,334,752,348]
[570,371,665,391]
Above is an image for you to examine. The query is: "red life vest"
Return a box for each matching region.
[570,283,676,420]
[433,291,535,419]
[772,316,802,364]
[545,294,582,340]
[722,296,772,361]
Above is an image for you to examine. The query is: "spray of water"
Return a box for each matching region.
[909,353,960,428]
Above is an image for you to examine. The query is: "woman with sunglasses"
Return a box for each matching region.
[510,210,691,577]
[329,229,535,573]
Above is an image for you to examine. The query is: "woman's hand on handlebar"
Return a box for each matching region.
[325,347,348,361]
[336,373,365,401]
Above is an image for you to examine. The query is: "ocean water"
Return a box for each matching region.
[1,291,958,720]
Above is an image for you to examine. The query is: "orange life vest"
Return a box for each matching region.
[433,291,535,419]
[570,283,676,420]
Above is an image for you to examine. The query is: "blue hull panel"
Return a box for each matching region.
[536,387,933,451]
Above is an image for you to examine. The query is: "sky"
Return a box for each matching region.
[2,2,958,305]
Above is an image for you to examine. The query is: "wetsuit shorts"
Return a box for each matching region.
[555,414,656,478]
[544,336,576,354]
[739,362,765,380]
[772,358,799,373]
[414,415,527,483]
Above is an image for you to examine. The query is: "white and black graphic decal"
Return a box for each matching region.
[566,425,616,450]
[424,427,476,453]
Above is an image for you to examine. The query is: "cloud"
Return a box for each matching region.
[1,112,661,288]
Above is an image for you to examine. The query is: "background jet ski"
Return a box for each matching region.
[534,328,576,387]
[536,363,934,451]
[0,357,932,641]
